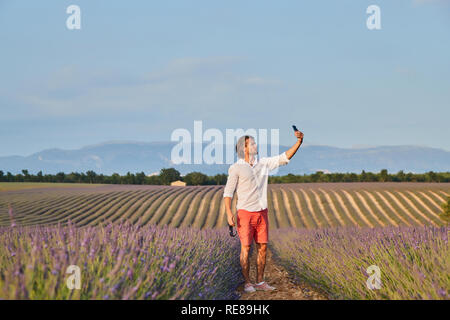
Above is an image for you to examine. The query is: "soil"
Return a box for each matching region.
[235,245,328,300]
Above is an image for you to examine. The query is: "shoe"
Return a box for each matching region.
[243,283,256,293]
[254,281,276,291]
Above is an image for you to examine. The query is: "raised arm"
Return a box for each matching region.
[259,129,304,171]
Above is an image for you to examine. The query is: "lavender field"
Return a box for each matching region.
[270,225,449,300]
[1,183,448,229]
[0,183,449,300]
[0,223,242,299]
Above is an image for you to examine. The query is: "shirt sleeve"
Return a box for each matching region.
[259,151,290,172]
[223,165,238,198]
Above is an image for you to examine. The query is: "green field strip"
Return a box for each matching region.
[266,188,278,230]
[272,188,291,228]
[422,190,447,208]
[406,190,443,220]
[0,182,104,192]
[150,187,189,226]
[355,190,390,227]
[4,193,101,225]
[280,188,305,228]
[108,189,163,224]
[1,194,77,220]
[158,188,193,226]
[318,188,348,227]
[154,187,195,227]
[0,197,53,218]
[156,187,197,227]
[14,192,110,225]
[335,190,370,227]
[302,189,329,228]
[15,192,110,222]
[311,188,340,227]
[429,190,447,204]
[437,189,449,198]
[13,193,95,218]
[346,190,382,227]
[83,190,150,226]
[169,187,205,228]
[180,187,213,228]
[353,190,392,227]
[416,191,444,212]
[376,190,418,226]
[71,190,138,226]
[292,188,318,228]
[215,195,228,228]
[210,190,227,229]
[11,197,91,225]
[106,189,162,224]
[296,188,320,228]
[203,187,222,229]
[200,187,223,229]
[344,189,379,227]
[129,188,174,225]
[192,187,218,229]
[369,190,408,227]
[24,191,125,227]
[0,194,61,212]
[392,190,435,226]
[3,184,448,231]
[137,187,180,226]
[64,190,134,226]
[381,190,423,226]
[397,191,442,226]
[324,189,356,227]
[44,191,126,227]
[0,193,102,226]
[269,188,284,228]
[7,191,90,213]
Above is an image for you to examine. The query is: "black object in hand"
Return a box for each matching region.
[229,225,237,237]
[292,125,299,132]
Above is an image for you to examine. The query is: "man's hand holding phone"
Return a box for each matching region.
[292,125,304,142]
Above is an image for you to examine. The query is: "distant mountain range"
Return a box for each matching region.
[0,141,449,176]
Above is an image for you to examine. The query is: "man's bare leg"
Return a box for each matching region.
[255,243,267,283]
[240,245,252,284]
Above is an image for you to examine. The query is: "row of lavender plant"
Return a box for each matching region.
[0,222,243,299]
[270,225,449,299]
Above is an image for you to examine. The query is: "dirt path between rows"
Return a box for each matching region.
[236,246,328,300]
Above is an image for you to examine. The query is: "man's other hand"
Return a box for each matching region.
[227,214,236,227]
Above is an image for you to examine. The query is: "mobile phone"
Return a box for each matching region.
[292,125,299,132]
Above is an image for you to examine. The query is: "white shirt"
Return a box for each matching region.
[223,152,290,211]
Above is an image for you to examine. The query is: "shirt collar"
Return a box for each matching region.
[237,156,258,167]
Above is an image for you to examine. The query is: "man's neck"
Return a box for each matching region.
[245,154,255,166]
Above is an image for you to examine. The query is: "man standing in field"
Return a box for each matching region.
[223,129,304,293]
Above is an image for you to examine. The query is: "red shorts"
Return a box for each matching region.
[236,208,269,246]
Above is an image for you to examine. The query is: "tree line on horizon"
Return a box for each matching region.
[0,169,449,186]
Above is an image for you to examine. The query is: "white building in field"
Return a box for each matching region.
[170,180,186,187]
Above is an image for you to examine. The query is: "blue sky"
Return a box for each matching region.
[1,0,449,157]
